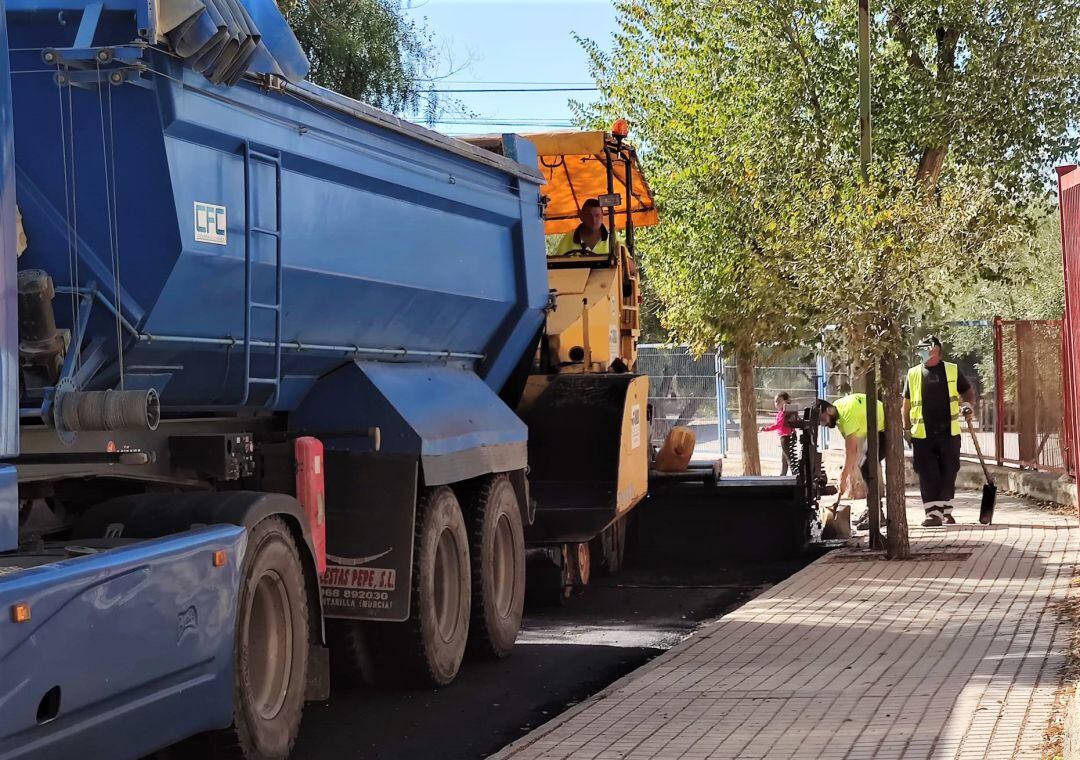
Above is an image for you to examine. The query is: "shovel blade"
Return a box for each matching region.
[979,483,997,525]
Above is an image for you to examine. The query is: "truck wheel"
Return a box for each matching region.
[574,541,591,588]
[524,547,570,608]
[326,619,381,688]
[400,486,471,686]
[214,517,309,760]
[467,475,525,659]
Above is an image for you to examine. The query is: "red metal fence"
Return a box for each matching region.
[992,318,1066,472]
[1059,165,1080,476]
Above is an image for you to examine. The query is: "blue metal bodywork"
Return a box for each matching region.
[0,525,245,760]
[0,0,549,750]
[293,361,529,485]
[8,0,548,416]
[0,0,17,552]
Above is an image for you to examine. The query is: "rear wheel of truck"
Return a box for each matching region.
[326,619,383,688]
[214,516,309,760]
[467,475,525,659]
[400,486,471,686]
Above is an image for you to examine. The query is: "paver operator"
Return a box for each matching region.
[903,335,975,527]
[816,394,886,530]
[553,198,610,256]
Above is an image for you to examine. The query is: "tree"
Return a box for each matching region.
[635,169,810,474]
[282,0,460,120]
[574,11,820,475]
[943,210,1065,391]
[577,0,1080,554]
[787,164,1021,555]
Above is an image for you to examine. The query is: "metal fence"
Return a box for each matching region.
[637,345,826,462]
[637,346,722,457]
[947,319,1067,472]
[720,348,827,462]
[1060,165,1080,477]
[640,327,1068,474]
[994,318,1066,471]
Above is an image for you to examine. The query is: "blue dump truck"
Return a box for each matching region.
[0,0,559,755]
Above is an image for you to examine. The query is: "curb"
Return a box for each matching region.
[755,450,1077,508]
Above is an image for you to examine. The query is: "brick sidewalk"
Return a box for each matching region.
[491,494,1078,760]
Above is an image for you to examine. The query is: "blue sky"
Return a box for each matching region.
[401,0,618,135]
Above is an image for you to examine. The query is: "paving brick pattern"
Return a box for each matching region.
[491,494,1078,760]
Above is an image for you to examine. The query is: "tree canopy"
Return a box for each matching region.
[578,0,1080,348]
[578,0,1080,553]
[282,0,450,118]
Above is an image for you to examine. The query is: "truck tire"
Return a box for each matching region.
[467,475,525,659]
[399,486,471,686]
[573,541,591,587]
[524,546,572,607]
[213,517,309,760]
[326,619,382,688]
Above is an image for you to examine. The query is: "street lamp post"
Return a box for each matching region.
[859,0,884,550]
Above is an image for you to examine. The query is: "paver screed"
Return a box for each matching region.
[490,492,1078,760]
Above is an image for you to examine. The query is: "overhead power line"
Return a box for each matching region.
[416,79,595,86]
[428,87,598,93]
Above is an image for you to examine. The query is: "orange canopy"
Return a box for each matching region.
[461,131,659,236]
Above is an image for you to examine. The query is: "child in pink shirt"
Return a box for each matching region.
[760,392,794,475]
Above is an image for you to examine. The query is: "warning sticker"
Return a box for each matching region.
[631,405,642,449]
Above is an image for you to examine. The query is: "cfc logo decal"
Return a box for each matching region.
[194,202,227,245]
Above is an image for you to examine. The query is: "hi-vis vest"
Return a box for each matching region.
[834,393,885,439]
[908,361,960,438]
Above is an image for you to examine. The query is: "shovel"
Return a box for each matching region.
[965,415,997,524]
[821,497,851,539]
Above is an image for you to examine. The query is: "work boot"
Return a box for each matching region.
[942,512,957,525]
[921,514,943,527]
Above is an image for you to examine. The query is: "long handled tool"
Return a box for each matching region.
[965,415,997,525]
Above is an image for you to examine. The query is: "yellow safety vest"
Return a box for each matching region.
[834,393,885,439]
[553,224,611,256]
[908,361,960,438]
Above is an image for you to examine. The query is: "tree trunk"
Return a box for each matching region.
[881,349,910,559]
[736,347,761,476]
[916,145,947,191]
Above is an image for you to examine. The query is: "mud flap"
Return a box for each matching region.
[517,373,648,544]
[320,452,417,622]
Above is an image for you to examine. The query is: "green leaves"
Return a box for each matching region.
[579,0,1077,364]
[284,0,444,116]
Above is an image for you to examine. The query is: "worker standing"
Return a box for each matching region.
[903,335,976,527]
[815,394,886,530]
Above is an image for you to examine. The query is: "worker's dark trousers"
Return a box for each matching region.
[912,433,962,517]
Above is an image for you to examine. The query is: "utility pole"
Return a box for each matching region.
[859,0,884,550]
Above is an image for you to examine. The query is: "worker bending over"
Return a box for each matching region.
[554,198,610,256]
[904,335,975,527]
[816,394,886,530]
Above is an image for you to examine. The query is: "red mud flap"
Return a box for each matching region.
[295,437,326,575]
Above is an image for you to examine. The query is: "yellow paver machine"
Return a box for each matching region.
[465,124,659,598]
